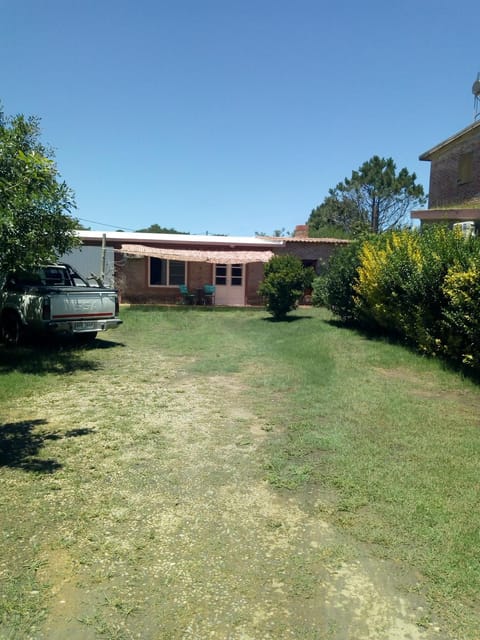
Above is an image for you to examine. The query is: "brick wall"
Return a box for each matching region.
[428,127,480,208]
[118,257,214,304]
[275,241,347,271]
[245,262,265,305]
[88,239,348,306]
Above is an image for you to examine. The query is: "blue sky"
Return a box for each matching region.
[2,0,479,236]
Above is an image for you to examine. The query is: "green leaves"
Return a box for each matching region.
[319,226,480,370]
[0,107,79,273]
[258,255,311,320]
[337,155,426,233]
[309,155,426,236]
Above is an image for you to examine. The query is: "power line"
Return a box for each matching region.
[78,217,137,232]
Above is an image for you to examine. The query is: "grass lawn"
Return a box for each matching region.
[1,305,479,639]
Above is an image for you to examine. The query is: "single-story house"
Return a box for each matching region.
[65,225,349,306]
[411,119,480,229]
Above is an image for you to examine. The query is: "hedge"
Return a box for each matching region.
[315,226,480,370]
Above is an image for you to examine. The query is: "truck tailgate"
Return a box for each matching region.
[49,288,117,320]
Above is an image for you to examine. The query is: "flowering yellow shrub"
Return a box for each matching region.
[324,224,480,369]
[354,231,424,335]
[442,263,480,367]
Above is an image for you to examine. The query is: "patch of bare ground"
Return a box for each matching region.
[3,345,451,639]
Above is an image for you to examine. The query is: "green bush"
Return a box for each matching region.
[313,241,362,321]
[441,257,480,367]
[258,255,312,320]
[311,274,328,307]
[319,226,480,370]
[354,230,432,343]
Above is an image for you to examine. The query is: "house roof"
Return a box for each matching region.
[262,235,351,245]
[419,120,480,161]
[282,237,351,244]
[76,230,283,248]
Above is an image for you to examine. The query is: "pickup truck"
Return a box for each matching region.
[0,263,122,345]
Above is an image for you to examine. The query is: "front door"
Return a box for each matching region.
[214,263,245,306]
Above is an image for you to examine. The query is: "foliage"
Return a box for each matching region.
[311,273,328,307]
[441,258,480,367]
[322,155,426,234]
[136,223,187,234]
[308,192,369,238]
[354,231,426,337]
[0,107,79,273]
[258,254,312,320]
[312,241,362,321]
[308,223,354,240]
[321,224,480,369]
[255,228,291,237]
[354,227,480,352]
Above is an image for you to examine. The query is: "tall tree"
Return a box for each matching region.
[0,107,79,273]
[308,191,368,238]
[334,156,426,233]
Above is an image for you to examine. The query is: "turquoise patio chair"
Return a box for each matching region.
[203,284,216,305]
[179,284,195,305]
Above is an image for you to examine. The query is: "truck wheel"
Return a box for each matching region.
[1,312,22,346]
[75,332,97,344]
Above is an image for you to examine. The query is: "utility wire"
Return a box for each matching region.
[78,217,137,232]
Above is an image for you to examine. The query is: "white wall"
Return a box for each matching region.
[61,246,115,288]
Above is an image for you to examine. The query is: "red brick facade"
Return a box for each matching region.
[115,258,265,305]
[411,120,480,225]
[425,122,480,208]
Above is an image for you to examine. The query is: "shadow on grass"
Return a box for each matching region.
[323,317,480,385]
[262,315,314,323]
[0,419,95,473]
[0,337,124,376]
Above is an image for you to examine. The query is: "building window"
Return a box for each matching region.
[215,264,227,285]
[458,152,473,184]
[231,264,243,286]
[149,258,186,286]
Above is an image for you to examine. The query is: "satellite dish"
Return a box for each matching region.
[472,79,480,97]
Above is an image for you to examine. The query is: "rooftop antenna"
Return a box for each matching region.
[473,72,480,121]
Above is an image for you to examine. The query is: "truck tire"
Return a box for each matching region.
[1,311,23,346]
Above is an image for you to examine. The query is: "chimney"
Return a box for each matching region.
[293,224,309,238]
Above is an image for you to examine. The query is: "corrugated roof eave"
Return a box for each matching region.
[419,120,480,161]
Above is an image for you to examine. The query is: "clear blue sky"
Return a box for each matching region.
[2,0,479,236]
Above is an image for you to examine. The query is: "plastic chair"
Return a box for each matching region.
[179,284,195,305]
[203,284,216,305]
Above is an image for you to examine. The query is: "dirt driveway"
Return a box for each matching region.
[4,342,450,639]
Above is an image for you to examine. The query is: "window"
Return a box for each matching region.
[215,263,243,286]
[149,258,186,286]
[458,152,473,184]
[44,266,68,286]
[215,264,227,285]
[231,264,243,286]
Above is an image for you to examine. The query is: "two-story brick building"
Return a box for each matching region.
[411,119,480,228]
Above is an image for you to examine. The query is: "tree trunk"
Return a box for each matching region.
[371,199,379,233]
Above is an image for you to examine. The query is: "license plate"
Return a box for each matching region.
[74,321,96,331]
